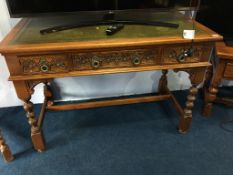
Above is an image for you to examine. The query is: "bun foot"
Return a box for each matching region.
[178,129,188,134]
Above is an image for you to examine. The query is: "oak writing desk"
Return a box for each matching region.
[0,12,222,152]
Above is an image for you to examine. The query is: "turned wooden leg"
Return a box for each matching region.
[203,64,213,89]
[203,87,219,117]
[45,82,54,106]
[24,101,45,152]
[202,65,214,116]
[203,61,226,117]
[178,86,198,134]
[0,130,14,162]
[158,70,169,94]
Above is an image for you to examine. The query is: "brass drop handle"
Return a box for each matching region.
[39,60,50,72]
[177,54,186,63]
[133,57,141,66]
[40,64,49,72]
[91,59,101,69]
[169,49,189,63]
[176,48,194,63]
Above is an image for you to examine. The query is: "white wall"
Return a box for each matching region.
[52,71,191,102]
[0,0,22,107]
[0,0,197,107]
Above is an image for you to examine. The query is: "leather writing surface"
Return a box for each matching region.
[10,11,206,45]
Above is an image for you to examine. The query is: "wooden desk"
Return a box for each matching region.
[0,12,222,152]
[203,42,233,116]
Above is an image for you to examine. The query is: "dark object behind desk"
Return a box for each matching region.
[196,0,233,46]
[6,0,192,17]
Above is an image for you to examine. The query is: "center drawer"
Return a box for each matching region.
[71,49,160,70]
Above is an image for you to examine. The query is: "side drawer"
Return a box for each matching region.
[162,43,213,64]
[19,54,70,74]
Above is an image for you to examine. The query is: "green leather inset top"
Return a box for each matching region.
[10,11,206,45]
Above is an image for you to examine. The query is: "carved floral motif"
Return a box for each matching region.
[71,50,159,70]
[20,56,68,74]
[164,46,204,63]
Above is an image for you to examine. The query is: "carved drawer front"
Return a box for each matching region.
[224,63,233,79]
[71,49,160,70]
[19,54,70,74]
[162,44,212,64]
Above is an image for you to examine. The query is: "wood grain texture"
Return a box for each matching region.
[47,94,171,111]
[9,62,211,81]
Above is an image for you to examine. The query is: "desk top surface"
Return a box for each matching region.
[216,42,233,59]
[0,11,222,54]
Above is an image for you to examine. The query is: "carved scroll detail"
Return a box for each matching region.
[26,79,52,95]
